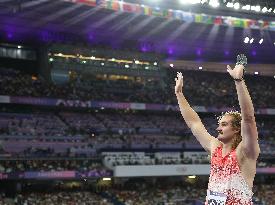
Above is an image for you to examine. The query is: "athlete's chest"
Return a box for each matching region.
[211,149,239,175]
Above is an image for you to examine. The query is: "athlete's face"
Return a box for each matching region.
[216,115,239,143]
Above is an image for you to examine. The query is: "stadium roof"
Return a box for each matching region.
[0,0,275,63]
[124,0,275,20]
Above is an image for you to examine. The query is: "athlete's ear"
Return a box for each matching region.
[233,127,240,134]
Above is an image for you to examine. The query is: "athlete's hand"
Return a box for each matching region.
[175,72,183,95]
[227,54,247,80]
[227,64,245,80]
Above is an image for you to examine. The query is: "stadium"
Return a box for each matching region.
[0,0,274,204]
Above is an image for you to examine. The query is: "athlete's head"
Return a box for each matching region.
[216,111,242,150]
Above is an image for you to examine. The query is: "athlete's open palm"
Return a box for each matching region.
[175,72,183,94]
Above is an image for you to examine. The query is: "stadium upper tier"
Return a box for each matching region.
[0,67,275,108]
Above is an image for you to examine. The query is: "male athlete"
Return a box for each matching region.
[175,55,260,205]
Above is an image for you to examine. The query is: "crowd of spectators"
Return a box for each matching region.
[0,183,273,205]
[0,160,108,173]
[253,184,275,205]
[2,110,274,137]
[0,110,275,157]
[107,184,206,205]
[0,191,112,205]
[166,69,275,108]
[1,113,68,138]
[0,172,273,205]
[2,134,274,159]
[0,68,79,100]
[1,67,275,108]
[104,179,273,205]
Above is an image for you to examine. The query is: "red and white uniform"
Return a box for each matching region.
[206,145,253,205]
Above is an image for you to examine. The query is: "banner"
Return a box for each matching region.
[0,170,112,180]
[0,166,274,179]
[25,171,75,179]
[1,95,275,115]
[114,165,275,177]
[64,0,275,31]
[256,167,275,174]
[10,96,57,106]
[114,164,211,177]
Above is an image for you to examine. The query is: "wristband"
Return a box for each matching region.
[234,78,244,82]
